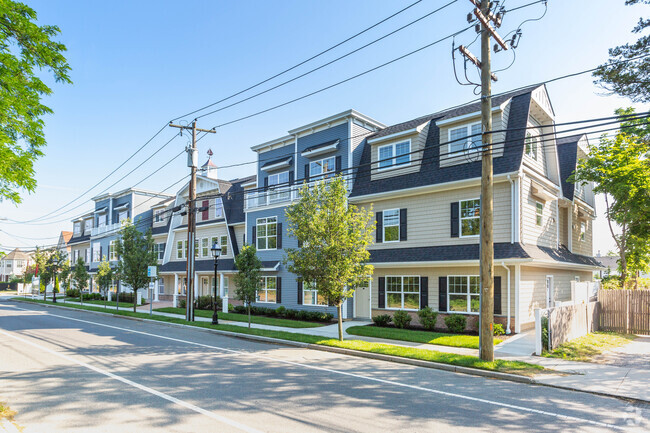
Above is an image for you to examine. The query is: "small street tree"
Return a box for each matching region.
[233,244,262,328]
[58,261,71,292]
[96,257,114,308]
[115,221,157,312]
[72,257,89,302]
[34,247,54,300]
[284,176,374,341]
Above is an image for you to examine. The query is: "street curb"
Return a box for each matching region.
[8,299,648,403]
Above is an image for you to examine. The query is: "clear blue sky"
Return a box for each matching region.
[0,0,647,254]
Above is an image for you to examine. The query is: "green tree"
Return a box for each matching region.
[593,0,650,103]
[72,257,89,300]
[571,124,650,284]
[96,257,114,308]
[0,0,72,203]
[58,261,71,291]
[33,246,54,299]
[284,176,374,341]
[115,221,157,312]
[233,244,262,328]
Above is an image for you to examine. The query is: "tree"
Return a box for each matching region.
[593,0,650,103]
[284,176,374,341]
[571,119,650,284]
[233,244,262,328]
[0,0,72,203]
[96,257,114,308]
[115,221,157,312]
[72,257,89,300]
[58,261,71,291]
[33,246,54,300]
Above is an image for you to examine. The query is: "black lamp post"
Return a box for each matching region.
[50,255,61,304]
[211,241,222,325]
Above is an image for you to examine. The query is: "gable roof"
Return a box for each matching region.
[223,175,256,224]
[556,134,583,201]
[2,248,32,261]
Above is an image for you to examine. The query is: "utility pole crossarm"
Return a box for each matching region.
[168,123,216,134]
[458,45,499,82]
[473,8,508,51]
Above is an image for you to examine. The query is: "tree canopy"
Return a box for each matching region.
[233,244,262,328]
[116,221,157,312]
[0,0,72,203]
[72,256,89,294]
[96,257,114,307]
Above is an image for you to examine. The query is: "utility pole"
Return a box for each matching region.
[169,121,216,321]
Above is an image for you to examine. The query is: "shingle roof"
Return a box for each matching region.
[2,248,32,261]
[556,134,582,201]
[223,175,256,224]
[160,259,278,273]
[68,234,91,245]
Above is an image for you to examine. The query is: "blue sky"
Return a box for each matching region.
[0,0,647,254]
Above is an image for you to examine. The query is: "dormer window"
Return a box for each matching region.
[310,156,336,178]
[214,198,224,218]
[378,140,410,169]
[84,219,92,234]
[449,123,481,155]
[525,132,538,160]
[74,222,81,236]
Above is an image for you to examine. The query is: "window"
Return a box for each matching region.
[201,238,209,257]
[536,202,544,226]
[220,235,228,256]
[448,275,480,313]
[97,214,106,229]
[158,278,165,294]
[153,243,165,260]
[256,217,277,250]
[386,276,420,310]
[194,240,199,258]
[460,199,480,237]
[214,199,224,218]
[92,243,101,262]
[214,276,229,297]
[310,156,336,179]
[176,240,187,259]
[383,209,400,242]
[268,171,290,203]
[74,222,81,236]
[84,219,92,234]
[118,210,128,223]
[377,140,410,169]
[154,211,163,223]
[257,276,277,303]
[85,249,90,263]
[575,181,583,198]
[580,222,586,241]
[109,240,118,261]
[303,282,327,306]
[449,123,481,154]
[525,132,538,160]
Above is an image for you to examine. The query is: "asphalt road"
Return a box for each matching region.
[0,299,648,433]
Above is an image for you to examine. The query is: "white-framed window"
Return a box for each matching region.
[84,219,92,234]
[256,216,277,250]
[449,123,481,154]
[176,240,187,259]
[536,202,544,226]
[303,281,327,306]
[377,140,410,169]
[580,222,586,241]
[257,276,277,303]
[154,211,163,223]
[118,210,128,223]
[92,243,101,262]
[310,156,336,179]
[85,248,90,263]
[153,243,165,260]
[201,238,209,258]
[383,209,400,242]
[448,275,480,314]
[460,199,480,237]
[525,132,538,160]
[386,276,420,310]
[194,240,199,258]
[214,199,224,218]
[97,214,106,229]
[109,240,118,261]
[220,235,228,256]
[74,222,81,236]
[158,278,165,294]
[268,171,290,203]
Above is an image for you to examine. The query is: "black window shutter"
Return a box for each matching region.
[276,277,282,304]
[494,276,502,315]
[263,177,269,190]
[304,164,310,182]
[420,277,428,308]
[297,280,303,304]
[450,202,460,238]
[335,155,342,173]
[399,208,407,241]
[276,223,282,249]
[243,234,246,245]
[438,276,447,312]
[99,246,102,261]
[289,171,294,186]
[252,226,256,245]
[378,277,385,308]
[376,211,383,243]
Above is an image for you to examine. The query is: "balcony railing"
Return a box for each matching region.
[244,176,354,211]
[91,222,121,237]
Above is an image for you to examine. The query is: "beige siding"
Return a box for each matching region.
[370,127,426,181]
[439,111,506,168]
[233,225,246,250]
[360,182,511,249]
[571,205,593,256]
[559,206,569,248]
[521,118,547,176]
[521,178,558,248]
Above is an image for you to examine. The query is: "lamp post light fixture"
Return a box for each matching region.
[211,241,222,325]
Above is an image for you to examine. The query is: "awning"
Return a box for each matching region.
[301,139,339,157]
[261,156,292,172]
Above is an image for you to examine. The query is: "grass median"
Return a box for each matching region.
[346,326,502,350]
[60,298,139,309]
[15,298,545,377]
[543,331,636,362]
[154,307,325,328]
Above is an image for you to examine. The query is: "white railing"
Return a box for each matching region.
[91,222,121,237]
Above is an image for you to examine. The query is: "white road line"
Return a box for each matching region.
[4,303,628,431]
[0,328,263,433]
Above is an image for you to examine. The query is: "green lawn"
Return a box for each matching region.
[15,298,544,376]
[61,298,139,309]
[154,307,325,328]
[543,332,636,362]
[346,326,502,349]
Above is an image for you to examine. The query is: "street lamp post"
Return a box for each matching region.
[211,241,222,325]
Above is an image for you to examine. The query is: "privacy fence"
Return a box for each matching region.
[599,289,650,335]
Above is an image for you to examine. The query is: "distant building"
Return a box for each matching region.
[0,248,34,282]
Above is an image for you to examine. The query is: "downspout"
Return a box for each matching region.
[501,261,511,334]
[514,264,521,333]
[507,175,514,243]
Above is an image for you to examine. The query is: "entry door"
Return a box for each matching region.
[201,277,210,296]
[546,276,554,308]
[354,280,371,319]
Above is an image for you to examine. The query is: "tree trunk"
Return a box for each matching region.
[248,305,251,328]
[133,289,137,313]
[337,303,343,341]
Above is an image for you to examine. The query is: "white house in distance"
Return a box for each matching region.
[0,248,34,282]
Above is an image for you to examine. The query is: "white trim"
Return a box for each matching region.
[459,198,481,238]
[446,121,482,155]
[514,264,521,334]
[381,209,401,243]
[250,135,295,153]
[435,104,504,127]
[255,216,278,251]
[261,158,292,172]
[545,275,554,308]
[376,139,412,171]
[367,127,420,144]
[383,275,421,311]
[446,274,480,315]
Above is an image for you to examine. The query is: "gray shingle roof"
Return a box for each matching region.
[224,175,256,224]
[556,134,582,201]
[160,259,278,273]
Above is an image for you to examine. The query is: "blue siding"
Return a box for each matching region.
[296,122,349,182]
[257,143,295,188]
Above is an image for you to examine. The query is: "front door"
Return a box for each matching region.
[354,280,371,319]
[201,276,210,296]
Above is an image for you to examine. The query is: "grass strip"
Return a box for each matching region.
[346,326,502,349]
[60,298,138,309]
[543,331,636,362]
[155,307,325,328]
[16,298,544,376]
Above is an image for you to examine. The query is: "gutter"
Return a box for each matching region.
[500,261,512,334]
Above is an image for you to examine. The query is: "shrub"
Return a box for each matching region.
[541,316,549,351]
[417,307,438,331]
[117,292,136,303]
[444,314,467,333]
[179,299,187,309]
[276,306,286,317]
[493,323,505,336]
[66,289,80,298]
[82,293,102,301]
[392,310,412,329]
[372,314,392,327]
[233,305,246,314]
[195,295,219,310]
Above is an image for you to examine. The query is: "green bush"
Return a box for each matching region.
[393,310,412,329]
[66,289,80,298]
[195,295,221,310]
[417,307,438,331]
[233,305,246,314]
[444,314,467,333]
[372,314,392,327]
[493,323,505,336]
[276,306,286,317]
[541,316,549,351]
[82,293,103,301]
[179,299,187,309]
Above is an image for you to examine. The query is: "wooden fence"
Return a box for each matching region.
[599,289,650,335]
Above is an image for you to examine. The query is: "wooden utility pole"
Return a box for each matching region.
[169,121,216,321]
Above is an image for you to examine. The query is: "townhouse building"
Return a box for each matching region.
[0,248,33,282]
